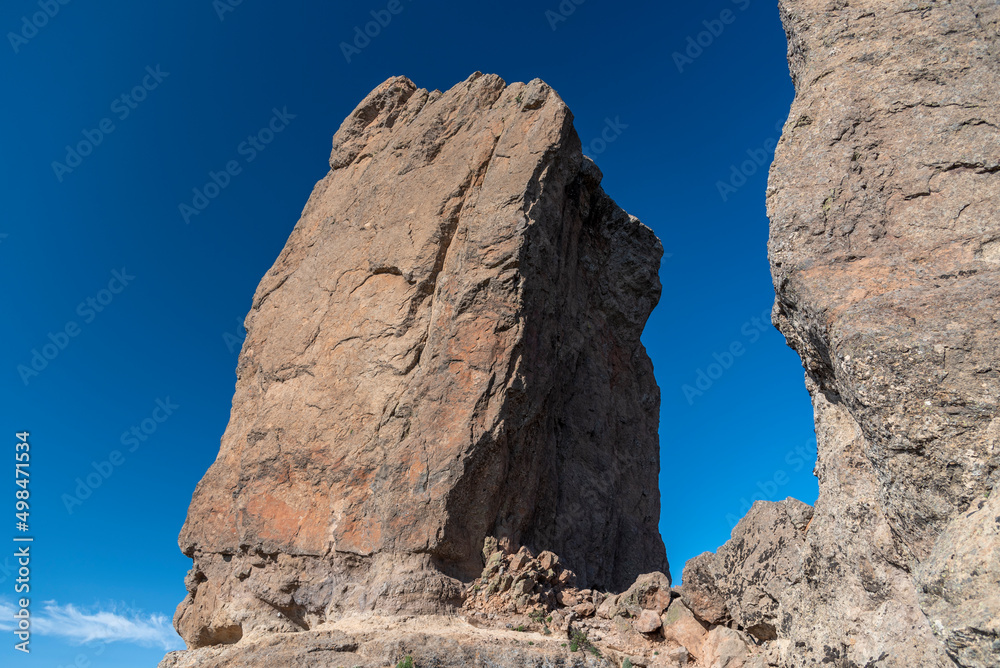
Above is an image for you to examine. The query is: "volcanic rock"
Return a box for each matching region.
[634,610,661,634]
[170,72,668,650]
[684,1,1000,666]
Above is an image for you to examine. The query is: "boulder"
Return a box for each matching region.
[634,609,662,634]
[609,571,673,619]
[700,627,751,668]
[660,598,707,663]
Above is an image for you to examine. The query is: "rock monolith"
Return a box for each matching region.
[172,72,669,650]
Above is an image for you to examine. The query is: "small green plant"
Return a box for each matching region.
[395,656,414,668]
[528,641,534,645]
[528,609,552,635]
[569,628,600,655]
[623,659,633,668]
[516,625,526,632]
[515,93,523,104]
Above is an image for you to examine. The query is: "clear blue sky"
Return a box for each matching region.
[1,0,816,665]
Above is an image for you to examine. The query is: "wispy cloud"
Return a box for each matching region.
[0,600,182,650]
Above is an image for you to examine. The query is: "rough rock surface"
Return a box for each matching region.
[159,620,612,668]
[683,1,1000,667]
[161,539,753,668]
[171,72,668,650]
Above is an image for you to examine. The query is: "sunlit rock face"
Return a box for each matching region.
[681,2,1000,666]
[171,72,668,649]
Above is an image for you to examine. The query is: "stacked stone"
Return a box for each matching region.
[463,540,587,616]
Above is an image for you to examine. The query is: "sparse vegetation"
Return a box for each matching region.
[623,659,633,668]
[529,609,552,635]
[568,628,600,656]
[395,656,414,668]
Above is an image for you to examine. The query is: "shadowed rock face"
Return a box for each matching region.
[173,73,668,649]
[682,2,1000,667]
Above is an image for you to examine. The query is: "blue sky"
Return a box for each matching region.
[1,0,816,664]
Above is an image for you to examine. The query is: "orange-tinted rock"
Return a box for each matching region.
[173,73,667,648]
[634,609,662,634]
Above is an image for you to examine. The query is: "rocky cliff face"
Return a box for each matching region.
[166,3,1000,666]
[172,73,668,650]
[682,1,1000,667]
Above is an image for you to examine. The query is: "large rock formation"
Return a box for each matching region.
[682,1,1000,667]
[172,73,668,650]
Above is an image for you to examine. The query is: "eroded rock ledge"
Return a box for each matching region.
[162,540,771,668]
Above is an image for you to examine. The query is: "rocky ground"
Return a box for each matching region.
[161,541,768,668]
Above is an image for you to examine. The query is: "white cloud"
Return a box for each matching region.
[0,599,183,650]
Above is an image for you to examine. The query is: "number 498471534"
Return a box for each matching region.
[15,432,29,531]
